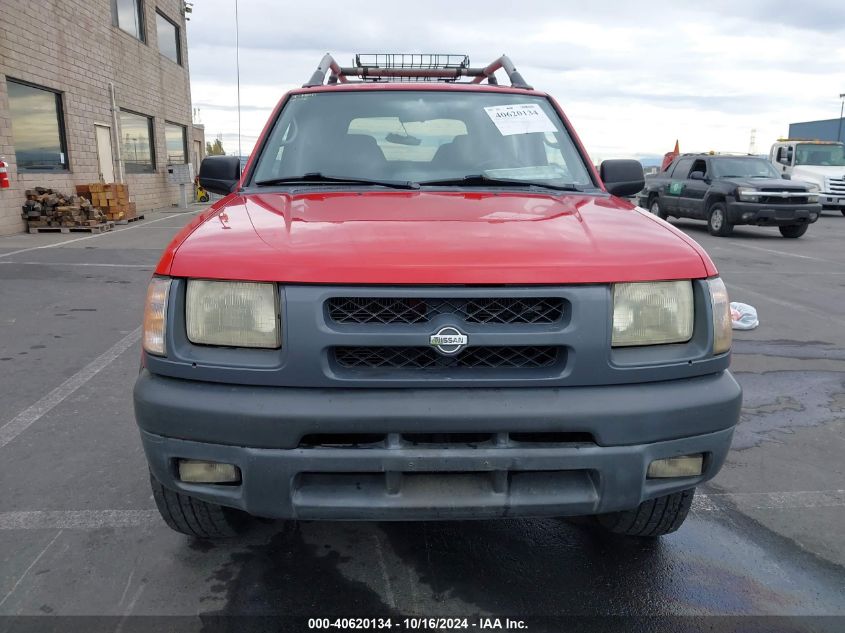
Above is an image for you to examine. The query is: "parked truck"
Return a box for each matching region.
[640,153,820,237]
[769,140,845,215]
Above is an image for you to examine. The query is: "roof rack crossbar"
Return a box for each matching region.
[472,55,532,90]
[303,53,532,89]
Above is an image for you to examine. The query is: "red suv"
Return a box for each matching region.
[135,54,741,538]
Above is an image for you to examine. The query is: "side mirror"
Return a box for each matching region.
[781,173,791,180]
[600,159,645,197]
[199,155,241,195]
[689,171,706,181]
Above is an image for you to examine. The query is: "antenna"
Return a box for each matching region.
[234,0,242,158]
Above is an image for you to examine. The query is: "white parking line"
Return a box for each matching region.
[0,530,63,608]
[0,326,141,449]
[0,261,154,268]
[711,242,840,265]
[0,510,158,530]
[0,210,200,259]
[0,491,842,530]
[726,282,845,327]
[693,490,845,512]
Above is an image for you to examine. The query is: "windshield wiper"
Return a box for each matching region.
[255,173,419,190]
[418,174,580,191]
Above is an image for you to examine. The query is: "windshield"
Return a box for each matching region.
[249,91,594,188]
[711,157,780,179]
[795,143,845,166]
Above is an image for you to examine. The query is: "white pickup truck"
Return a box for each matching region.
[770,140,845,215]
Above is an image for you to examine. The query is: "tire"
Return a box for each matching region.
[595,488,695,537]
[199,193,210,203]
[779,224,808,238]
[707,202,733,236]
[649,196,668,220]
[150,473,248,538]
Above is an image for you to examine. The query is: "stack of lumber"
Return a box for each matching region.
[75,183,137,222]
[21,188,108,228]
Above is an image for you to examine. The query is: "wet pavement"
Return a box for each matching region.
[0,205,843,631]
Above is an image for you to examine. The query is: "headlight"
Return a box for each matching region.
[143,277,171,356]
[707,277,732,354]
[736,186,760,202]
[186,280,280,348]
[612,281,694,347]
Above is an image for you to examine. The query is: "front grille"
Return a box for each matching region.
[758,195,808,205]
[828,178,845,195]
[333,346,560,370]
[298,431,595,448]
[327,297,564,325]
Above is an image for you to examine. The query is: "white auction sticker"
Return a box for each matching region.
[484,103,557,136]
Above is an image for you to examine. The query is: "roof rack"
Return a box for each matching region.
[303,53,533,90]
[678,151,756,157]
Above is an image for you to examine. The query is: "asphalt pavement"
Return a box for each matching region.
[0,205,843,632]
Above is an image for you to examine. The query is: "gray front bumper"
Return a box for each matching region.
[135,370,741,520]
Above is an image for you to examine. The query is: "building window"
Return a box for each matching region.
[6,79,69,171]
[164,123,187,164]
[114,0,145,42]
[156,11,181,64]
[120,110,155,173]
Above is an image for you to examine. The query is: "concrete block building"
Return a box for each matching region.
[0,0,204,235]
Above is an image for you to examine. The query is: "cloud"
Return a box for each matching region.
[185,0,845,159]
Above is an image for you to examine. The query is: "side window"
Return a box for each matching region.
[252,121,294,182]
[671,158,694,179]
[164,122,187,164]
[156,11,181,65]
[119,110,155,173]
[690,159,707,176]
[6,79,69,171]
[114,0,145,42]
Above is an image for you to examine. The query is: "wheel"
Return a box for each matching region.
[649,196,668,220]
[150,473,248,538]
[707,202,733,236]
[199,193,210,203]
[595,488,695,537]
[779,224,808,238]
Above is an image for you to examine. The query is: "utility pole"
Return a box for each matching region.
[838,93,845,143]
[235,0,242,159]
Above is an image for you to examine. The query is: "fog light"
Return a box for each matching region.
[810,213,818,220]
[647,454,704,479]
[742,212,754,221]
[178,459,241,484]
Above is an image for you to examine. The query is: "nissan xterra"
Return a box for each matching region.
[134,54,741,539]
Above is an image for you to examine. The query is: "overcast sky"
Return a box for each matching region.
[186,0,845,162]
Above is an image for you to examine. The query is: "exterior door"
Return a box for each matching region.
[192,139,202,174]
[95,125,115,183]
[682,158,709,218]
[664,157,693,215]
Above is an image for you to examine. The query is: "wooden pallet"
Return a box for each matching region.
[114,214,145,225]
[28,221,115,235]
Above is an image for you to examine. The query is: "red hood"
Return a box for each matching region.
[160,191,716,284]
